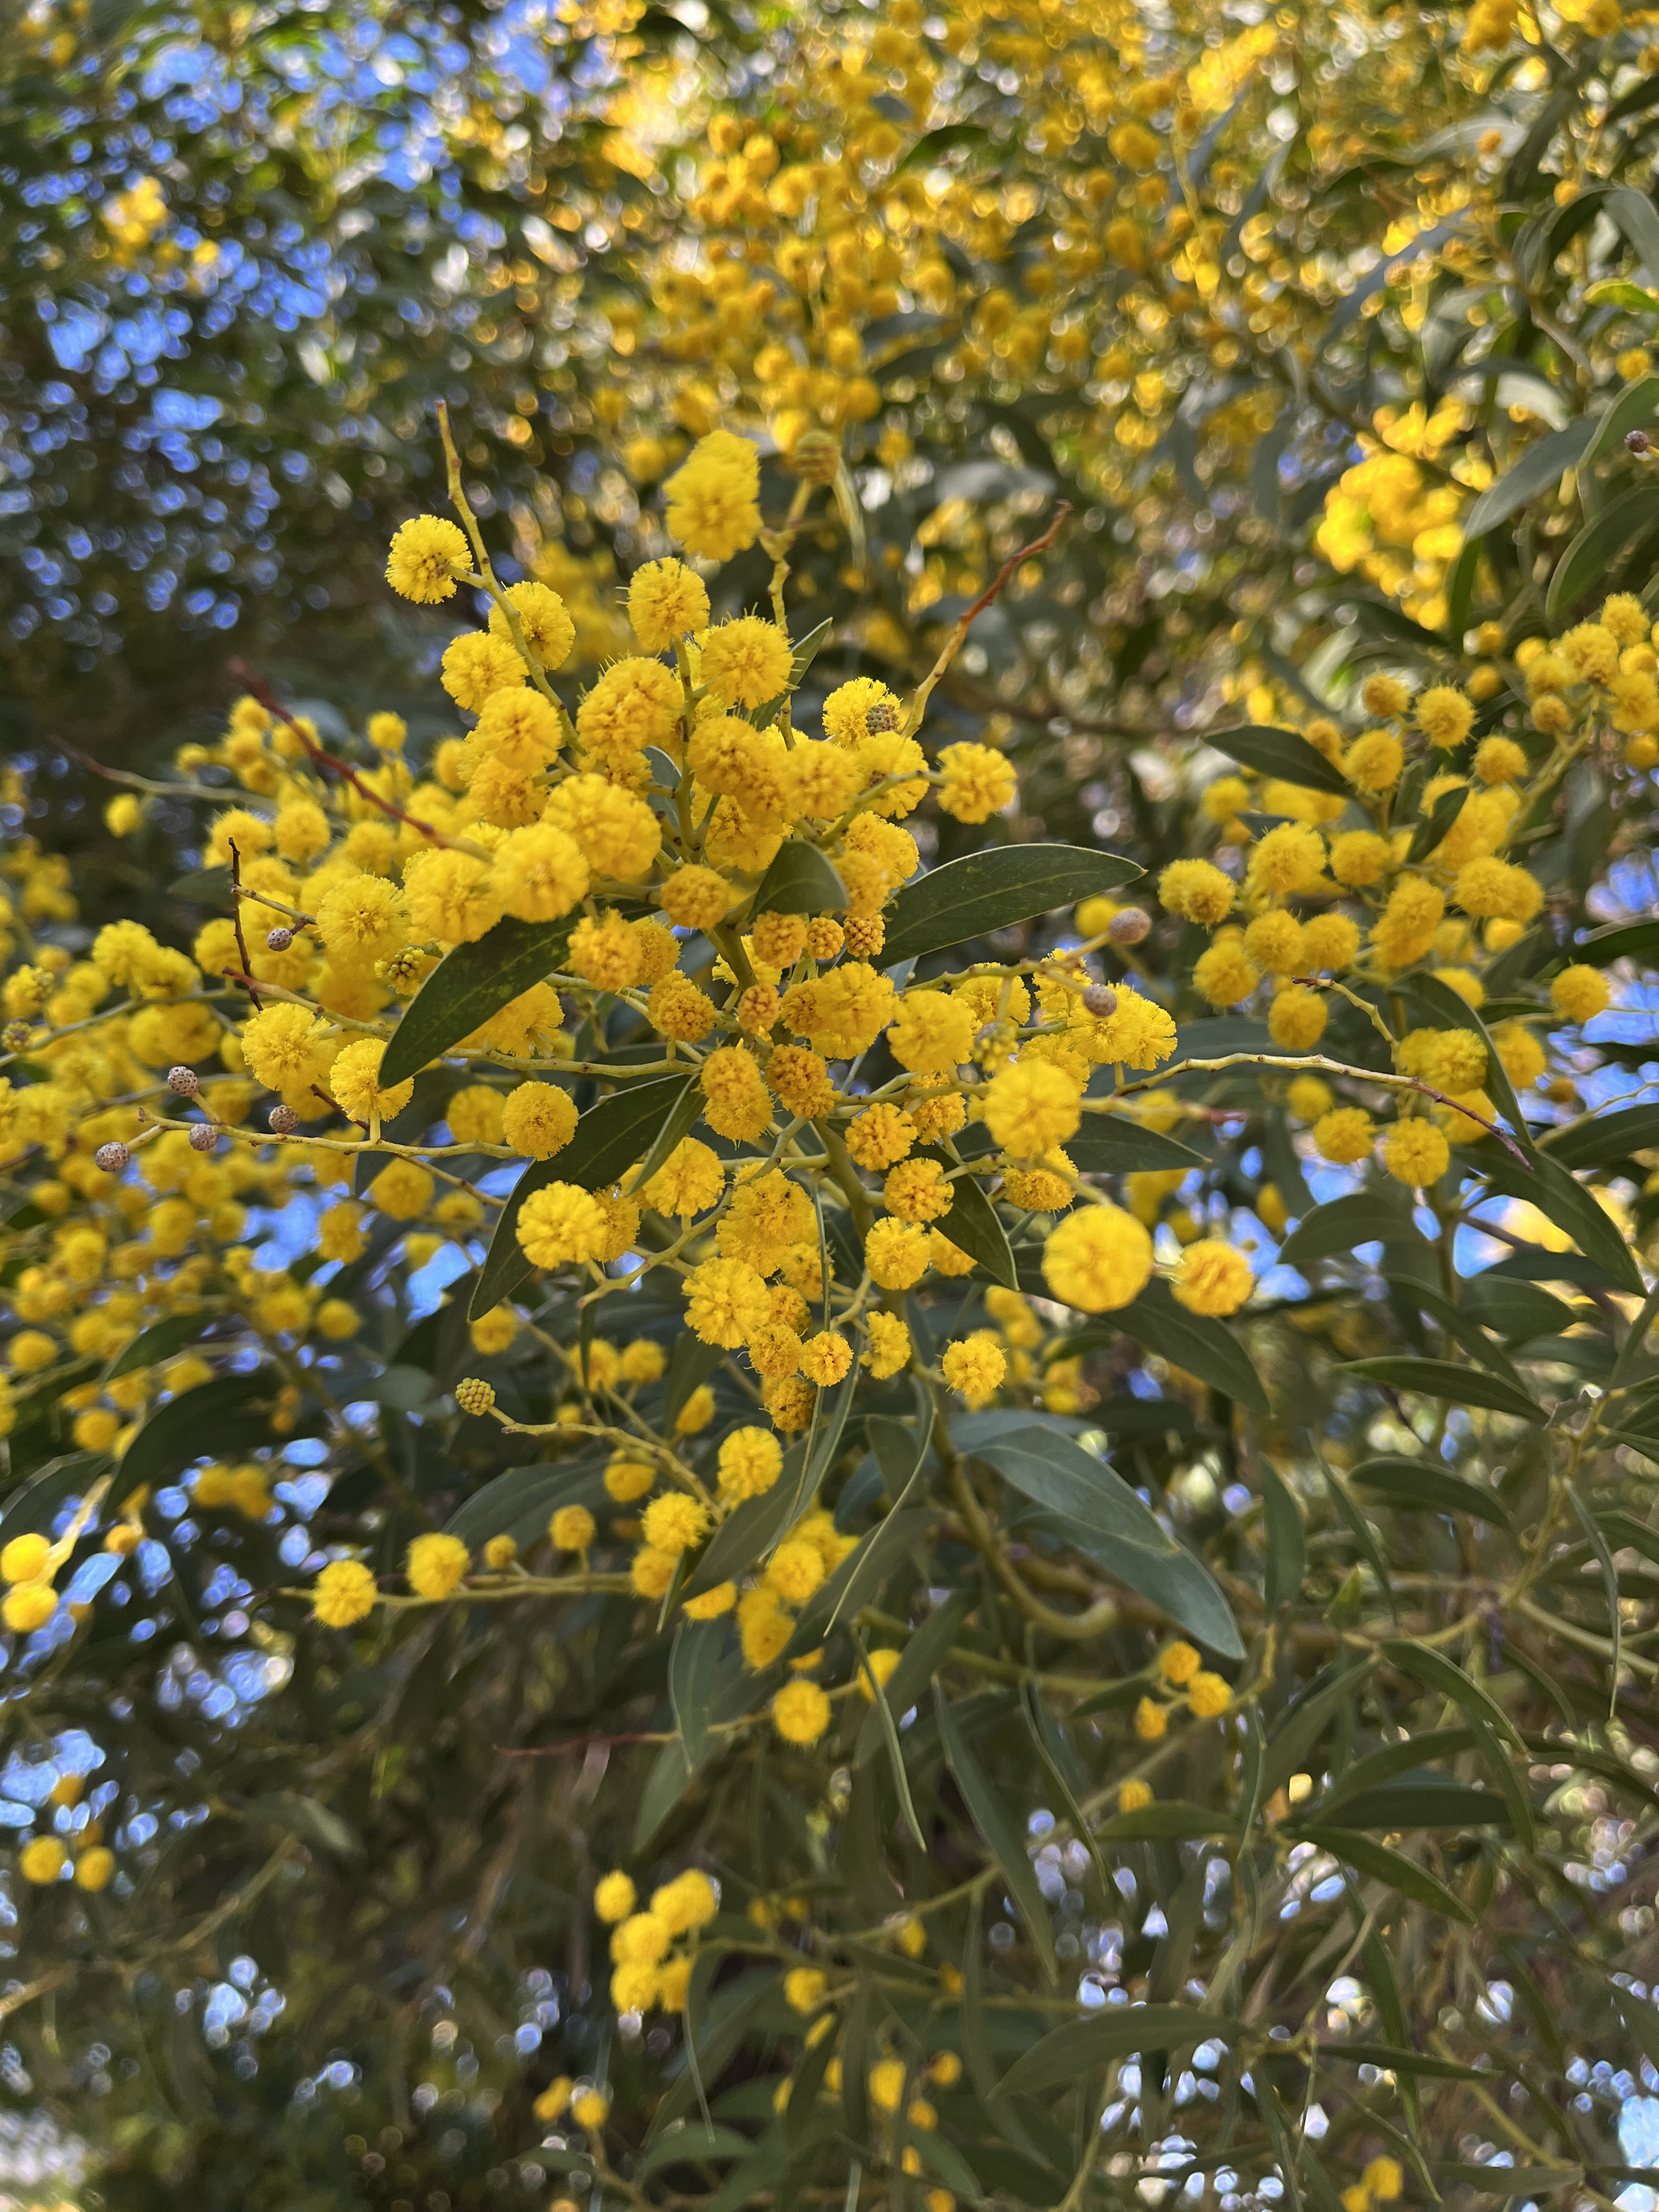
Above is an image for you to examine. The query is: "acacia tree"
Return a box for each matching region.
[10,0,1659,2209]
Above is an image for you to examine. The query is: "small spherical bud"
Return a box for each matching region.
[268,1105,300,1135]
[266,926,294,952]
[1,1020,32,1051]
[843,916,886,958]
[865,701,900,735]
[455,1377,497,1417]
[787,428,842,485]
[188,1124,219,1154]
[1628,429,1652,454]
[1083,982,1120,1017]
[737,984,780,1033]
[166,1065,200,1097]
[805,917,845,960]
[94,1142,129,1174]
[1107,906,1152,945]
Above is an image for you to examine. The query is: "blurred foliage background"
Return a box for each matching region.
[15,0,1659,2208]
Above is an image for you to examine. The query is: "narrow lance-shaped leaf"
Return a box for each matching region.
[883,843,1140,968]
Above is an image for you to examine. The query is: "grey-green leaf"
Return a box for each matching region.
[380,914,581,1088]
[1337,1357,1544,1423]
[749,840,849,917]
[469,1074,692,1317]
[973,1426,1242,1656]
[920,1146,1015,1286]
[1116,1277,1269,1415]
[998,2004,1243,2099]
[1202,723,1351,798]
[882,843,1140,968]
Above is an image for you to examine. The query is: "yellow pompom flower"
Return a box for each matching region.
[701,616,794,708]
[1551,964,1610,1023]
[941,1331,1006,1407]
[407,1533,469,1600]
[312,1559,377,1627]
[1380,1120,1451,1188]
[1,1533,50,1587]
[984,1060,1083,1157]
[1313,1107,1375,1165]
[385,515,472,603]
[937,742,1017,823]
[1042,1205,1153,1312]
[329,1038,414,1126]
[1157,857,1235,924]
[628,557,710,650]
[551,1505,596,1554]
[18,1837,67,1885]
[772,1678,831,1744]
[1172,1241,1253,1316]
[642,1492,710,1557]
[1187,1671,1231,1718]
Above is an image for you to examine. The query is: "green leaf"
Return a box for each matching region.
[882,843,1140,968]
[921,1146,1015,1286]
[1608,189,1659,290]
[1461,1270,1577,1341]
[1293,1827,1476,1921]
[1407,971,1529,1143]
[1278,1191,1419,1271]
[1317,2043,1486,2080]
[748,840,848,917]
[634,1739,695,1854]
[1349,1456,1516,1531]
[1382,1638,1534,1846]
[1262,1466,1306,1612]
[1567,1479,1622,1710]
[1478,1146,1644,1295]
[1202,723,1352,798]
[1313,1728,1475,1814]
[380,915,581,1088]
[1545,1104,1659,1171]
[636,2125,755,2181]
[670,1618,726,1768]
[1433,2167,1581,2200]
[1570,916,1659,968]
[1462,418,1598,541]
[854,1590,973,1767]
[629,1074,707,1195]
[683,1441,813,1597]
[1337,1357,1545,1423]
[935,1682,1056,1979]
[443,1459,606,1552]
[780,1510,933,1661]
[168,862,232,903]
[0,1451,113,1545]
[102,1309,223,1382]
[1305,1778,1510,1829]
[1095,1800,1232,1842]
[896,121,993,173]
[1116,1276,1270,1415]
[1067,1114,1205,1174]
[998,2004,1243,2099]
[1546,481,1659,623]
[664,1333,725,1432]
[1584,278,1659,312]
[115,1372,283,1507]
[469,1075,692,1317]
[973,1425,1242,1656]
[1614,1985,1659,2076]
[1405,781,1470,865]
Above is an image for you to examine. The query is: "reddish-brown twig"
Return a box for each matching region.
[228,662,445,845]
[903,500,1072,736]
[224,841,261,1012]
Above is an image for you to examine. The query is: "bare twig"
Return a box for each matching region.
[225,840,261,1012]
[227,662,448,846]
[903,500,1072,736]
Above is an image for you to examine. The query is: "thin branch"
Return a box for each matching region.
[225,840,261,1012]
[227,661,453,848]
[903,500,1072,736]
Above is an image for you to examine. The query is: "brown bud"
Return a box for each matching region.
[1082,983,1119,1017]
[864,701,900,735]
[1107,907,1151,945]
[94,1141,129,1174]
[188,1124,219,1154]
[843,916,887,958]
[166,1065,200,1097]
[1,1020,31,1052]
[268,1105,300,1135]
[787,429,842,485]
[1628,429,1652,455]
[266,926,293,952]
